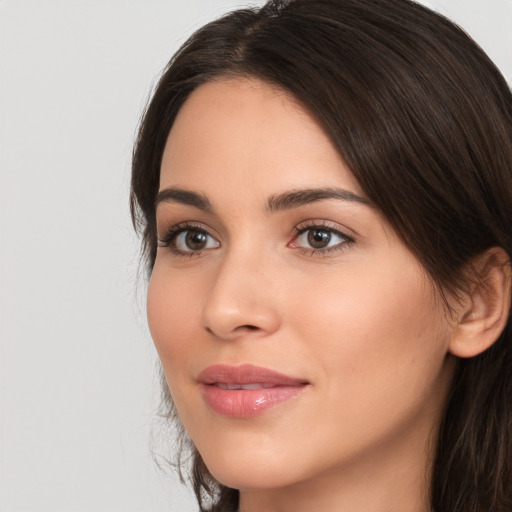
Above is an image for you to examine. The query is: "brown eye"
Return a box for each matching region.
[168,227,220,254]
[307,229,331,249]
[185,230,208,251]
[292,225,352,253]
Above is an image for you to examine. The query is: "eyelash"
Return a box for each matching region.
[157,221,355,258]
[157,222,215,258]
[291,221,354,257]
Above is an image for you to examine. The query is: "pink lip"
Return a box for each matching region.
[198,364,309,418]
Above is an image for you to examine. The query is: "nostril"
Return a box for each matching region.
[203,324,259,336]
[240,325,259,331]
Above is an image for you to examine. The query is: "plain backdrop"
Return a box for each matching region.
[0,1,510,511]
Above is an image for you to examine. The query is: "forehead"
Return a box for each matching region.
[160,77,364,200]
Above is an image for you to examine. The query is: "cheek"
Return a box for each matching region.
[278,261,452,471]
[290,258,450,403]
[146,265,202,375]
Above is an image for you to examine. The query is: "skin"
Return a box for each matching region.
[147,78,458,512]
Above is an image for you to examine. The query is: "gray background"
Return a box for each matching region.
[0,1,510,511]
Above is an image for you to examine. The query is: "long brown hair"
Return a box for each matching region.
[130,1,512,510]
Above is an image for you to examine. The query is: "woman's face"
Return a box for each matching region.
[148,78,455,494]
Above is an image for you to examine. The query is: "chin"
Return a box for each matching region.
[198,438,307,491]
[207,460,298,491]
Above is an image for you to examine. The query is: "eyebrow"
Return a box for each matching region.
[265,187,370,212]
[155,187,213,212]
[155,186,370,213]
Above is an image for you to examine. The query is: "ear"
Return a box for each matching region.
[449,247,511,358]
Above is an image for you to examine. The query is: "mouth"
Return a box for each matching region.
[198,364,309,418]
[215,382,277,390]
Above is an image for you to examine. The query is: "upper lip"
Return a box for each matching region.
[197,364,308,387]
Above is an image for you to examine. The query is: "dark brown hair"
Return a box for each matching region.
[130,1,512,510]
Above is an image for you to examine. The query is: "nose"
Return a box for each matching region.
[202,249,281,340]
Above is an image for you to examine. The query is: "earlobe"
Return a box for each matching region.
[449,247,511,359]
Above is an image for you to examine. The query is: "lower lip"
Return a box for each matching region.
[201,384,307,418]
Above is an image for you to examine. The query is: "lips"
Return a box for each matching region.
[198,364,309,418]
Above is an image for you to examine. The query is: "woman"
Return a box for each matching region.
[130,0,512,510]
